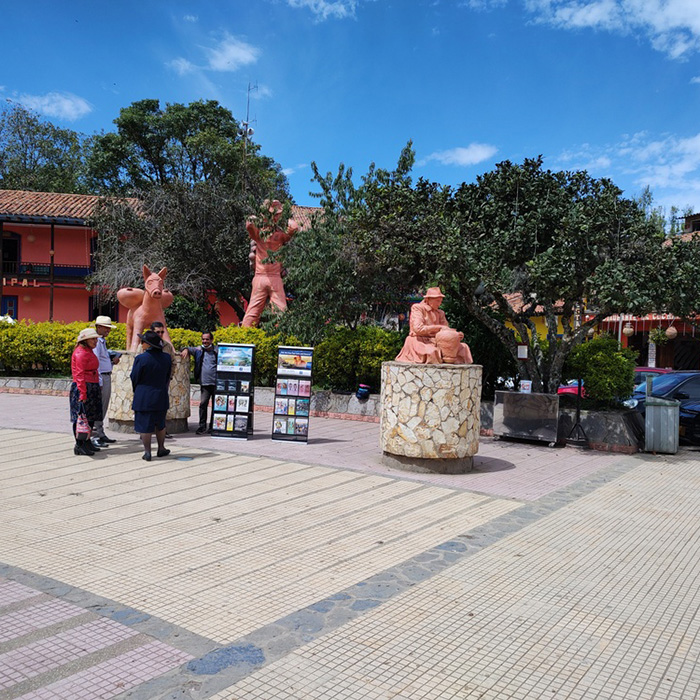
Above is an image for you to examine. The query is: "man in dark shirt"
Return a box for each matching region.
[181,331,218,434]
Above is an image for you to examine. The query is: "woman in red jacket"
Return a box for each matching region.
[70,328,103,456]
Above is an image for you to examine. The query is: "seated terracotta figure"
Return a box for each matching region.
[396,287,473,365]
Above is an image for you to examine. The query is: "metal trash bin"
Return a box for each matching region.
[645,397,680,454]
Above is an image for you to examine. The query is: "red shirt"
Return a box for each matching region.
[71,344,100,399]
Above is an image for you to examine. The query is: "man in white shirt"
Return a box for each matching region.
[92,315,121,447]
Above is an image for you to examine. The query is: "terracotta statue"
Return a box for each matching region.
[117,265,174,353]
[395,287,473,365]
[241,199,298,327]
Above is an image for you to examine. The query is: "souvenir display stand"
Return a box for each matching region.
[211,343,255,440]
[271,345,313,442]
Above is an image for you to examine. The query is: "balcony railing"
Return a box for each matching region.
[2,261,93,279]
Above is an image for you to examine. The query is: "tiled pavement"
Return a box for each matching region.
[0,393,698,699]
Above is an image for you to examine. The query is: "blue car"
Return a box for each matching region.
[624,370,700,445]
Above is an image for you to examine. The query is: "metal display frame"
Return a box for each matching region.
[271,345,313,442]
[210,343,255,440]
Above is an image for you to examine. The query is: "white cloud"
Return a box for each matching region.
[203,33,260,72]
[691,76,700,84]
[167,57,196,76]
[251,85,273,100]
[523,0,700,59]
[183,14,198,22]
[419,143,498,167]
[16,91,92,121]
[552,131,700,211]
[286,0,358,21]
[282,163,309,176]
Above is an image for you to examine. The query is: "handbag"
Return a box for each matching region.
[76,411,91,441]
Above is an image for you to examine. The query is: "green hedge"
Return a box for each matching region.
[0,320,401,393]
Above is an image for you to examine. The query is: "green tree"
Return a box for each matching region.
[87,98,288,199]
[0,102,87,192]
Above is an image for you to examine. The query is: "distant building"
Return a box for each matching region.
[0,189,318,325]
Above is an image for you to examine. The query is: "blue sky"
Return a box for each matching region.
[4,0,700,214]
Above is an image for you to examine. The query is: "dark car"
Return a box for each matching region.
[633,366,671,387]
[624,370,700,444]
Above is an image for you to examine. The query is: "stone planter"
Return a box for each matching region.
[380,361,482,474]
[107,352,191,434]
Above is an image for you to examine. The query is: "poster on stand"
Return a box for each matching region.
[211,343,255,440]
[272,345,313,442]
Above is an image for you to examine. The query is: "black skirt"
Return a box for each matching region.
[69,382,103,423]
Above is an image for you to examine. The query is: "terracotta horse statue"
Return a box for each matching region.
[117,265,174,352]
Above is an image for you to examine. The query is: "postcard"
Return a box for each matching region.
[236,395,250,413]
[298,380,311,397]
[216,379,227,392]
[286,379,299,396]
[273,417,287,434]
[213,414,227,431]
[217,344,254,373]
[239,380,250,394]
[214,394,227,412]
[228,395,237,412]
[294,417,309,436]
[295,398,310,417]
[287,400,296,416]
[276,379,288,395]
[287,418,296,435]
[234,415,248,432]
[274,398,288,415]
[277,346,313,377]
[226,414,235,431]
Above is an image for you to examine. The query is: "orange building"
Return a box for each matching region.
[0,190,318,326]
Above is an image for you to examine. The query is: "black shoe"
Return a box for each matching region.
[142,452,152,462]
[92,437,107,448]
[157,448,170,458]
[165,433,173,439]
[74,442,92,456]
[195,427,207,435]
[100,436,116,444]
[85,441,99,454]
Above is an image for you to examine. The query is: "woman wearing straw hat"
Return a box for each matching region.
[70,328,103,456]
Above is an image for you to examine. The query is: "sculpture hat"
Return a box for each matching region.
[94,315,117,328]
[76,327,99,344]
[138,330,164,350]
[424,287,445,299]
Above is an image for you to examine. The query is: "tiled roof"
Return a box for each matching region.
[0,190,105,223]
[0,189,321,228]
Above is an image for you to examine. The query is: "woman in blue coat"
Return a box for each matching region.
[131,330,172,461]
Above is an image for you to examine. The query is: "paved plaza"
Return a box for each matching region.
[0,392,698,699]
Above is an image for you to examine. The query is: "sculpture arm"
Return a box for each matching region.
[246,218,262,243]
[161,289,174,309]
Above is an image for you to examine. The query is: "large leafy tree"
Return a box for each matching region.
[286,146,674,393]
[87,98,288,199]
[0,102,88,192]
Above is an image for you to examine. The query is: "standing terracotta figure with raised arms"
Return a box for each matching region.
[241,199,298,327]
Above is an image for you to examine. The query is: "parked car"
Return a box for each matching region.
[557,379,586,397]
[624,370,700,445]
[633,366,671,387]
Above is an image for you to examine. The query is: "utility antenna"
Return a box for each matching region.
[240,82,258,159]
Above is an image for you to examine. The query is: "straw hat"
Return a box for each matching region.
[76,328,99,344]
[94,315,117,328]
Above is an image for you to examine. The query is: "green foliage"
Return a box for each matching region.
[563,335,637,405]
[313,325,403,392]
[165,296,220,333]
[0,102,88,193]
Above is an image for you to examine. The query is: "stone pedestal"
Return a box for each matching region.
[380,361,482,474]
[107,352,191,434]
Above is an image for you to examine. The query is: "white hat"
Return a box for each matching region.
[76,327,99,344]
[94,315,117,328]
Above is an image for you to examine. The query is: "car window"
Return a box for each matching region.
[649,374,696,395]
[678,377,700,399]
